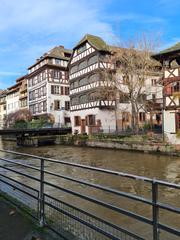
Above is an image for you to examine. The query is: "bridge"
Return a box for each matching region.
[0,127,72,136]
[0,149,179,240]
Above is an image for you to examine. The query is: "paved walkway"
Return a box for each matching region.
[0,197,61,240]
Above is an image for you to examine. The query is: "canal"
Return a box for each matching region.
[0,138,179,240]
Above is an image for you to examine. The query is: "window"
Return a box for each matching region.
[173,82,180,93]
[71,97,79,105]
[54,100,60,110]
[79,94,87,104]
[79,77,88,86]
[86,115,96,126]
[77,45,86,54]
[151,79,157,86]
[176,112,180,131]
[51,85,60,94]
[122,112,129,122]
[55,59,61,65]
[52,70,61,79]
[139,112,146,122]
[70,65,78,74]
[74,116,81,126]
[152,94,156,101]
[65,101,70,110]
[79,60,87,70]
[61,86,64,95]
[42,101,47,112]
[89,74,98,83]
[42,71,46,80]
[88,55,98,65]
[65,87,69,95]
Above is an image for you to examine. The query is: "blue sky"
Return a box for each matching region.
[0,0,180,89]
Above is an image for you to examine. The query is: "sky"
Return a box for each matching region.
[0,0,180,89]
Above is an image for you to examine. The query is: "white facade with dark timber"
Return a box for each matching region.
[27,46,72,127]
[69,34,117,134]
[153,42,180,144]
[69,34,163,134]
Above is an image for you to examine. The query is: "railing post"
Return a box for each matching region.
[152,180,159,240]
[39,158,45,227]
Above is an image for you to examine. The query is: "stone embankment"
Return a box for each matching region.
[55,134,180,156]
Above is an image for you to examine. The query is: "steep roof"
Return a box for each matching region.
[74,34,110,52]
[153,42,180,60]
[28,46,72,70]
[159,42,180,55]
[46,46,72,59]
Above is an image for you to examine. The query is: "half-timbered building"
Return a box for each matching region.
[27,46,72,127]
[153,42,180,144]
[69,34,162,134]
[69,34,117,134]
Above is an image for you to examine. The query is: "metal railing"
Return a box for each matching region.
[0,149,179,240]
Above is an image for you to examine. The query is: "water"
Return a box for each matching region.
[0,138,179,240]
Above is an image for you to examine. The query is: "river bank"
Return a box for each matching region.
[54,134,180,156]
[1,133,180,156]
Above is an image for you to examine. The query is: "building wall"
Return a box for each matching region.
[70,108,116,134]
[28,60,70,126]
[47,82,70,126]
[6,92,19,115]
[163,110,180,144]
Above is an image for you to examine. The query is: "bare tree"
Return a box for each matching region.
[5,109,32,128]
[99,36,161,132]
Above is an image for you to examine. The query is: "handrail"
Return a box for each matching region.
[0,149,179,189]
[0,148,179,240]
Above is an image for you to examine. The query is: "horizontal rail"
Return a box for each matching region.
[0,148,179,240]
[45,200,122,240]
[0,165,40,182]
[158,223,180,236]
[0,157,40,171]
[44,180,153,225]
[1,149,179,189]
[0,173,39,193]
[44,193,144,240]
[157,202,180,214]
[44,169,152,205]
[0,178,38,200]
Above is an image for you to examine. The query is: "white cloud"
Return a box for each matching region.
[105,13,165,24]
[0,0,114,38]
[0,71,22,76]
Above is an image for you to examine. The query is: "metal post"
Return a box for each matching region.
[39,158,45,227]
[152,180,159,240]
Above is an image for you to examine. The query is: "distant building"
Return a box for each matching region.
[69,34,162,134]
[17,75,28,110]
[6,75,28,116]
[0,90,7,129]
[27,46,72,127]
[153,42,180,144]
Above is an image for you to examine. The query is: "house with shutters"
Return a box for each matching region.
[69,34,162,134]
[27,46,72,127]
[153,42,180,144]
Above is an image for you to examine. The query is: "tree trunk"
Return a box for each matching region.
[131,102,139,134]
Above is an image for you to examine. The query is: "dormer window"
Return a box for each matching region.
[77,44,86,54]
[55,59,61,65]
